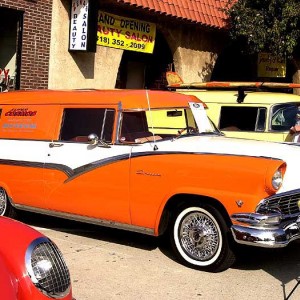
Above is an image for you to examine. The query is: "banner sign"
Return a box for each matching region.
[257,52,286,78]
[69,0,97,52]
[97,11,156,54]
[69,0,90,51]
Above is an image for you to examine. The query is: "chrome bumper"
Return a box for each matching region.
[231,213,300,247]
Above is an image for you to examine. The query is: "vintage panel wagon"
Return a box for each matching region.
[1,89,300,272]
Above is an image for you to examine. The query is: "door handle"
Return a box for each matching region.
[49,143,64,148]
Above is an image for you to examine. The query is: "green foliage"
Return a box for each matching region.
[224,0,300,58]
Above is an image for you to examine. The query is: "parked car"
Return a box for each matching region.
[166,71,300,142]
[0,216,73,300]
[0,89,300,272]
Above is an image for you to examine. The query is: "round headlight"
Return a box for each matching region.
[25,237,71,299]
[272,169,283,190]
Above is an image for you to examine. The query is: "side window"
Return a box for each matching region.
[120,111,151,142]
[219,106,266,131]
[120,109,197,142]
[0,109,2,119]
[271,104,298,131]
[60,108,115,142]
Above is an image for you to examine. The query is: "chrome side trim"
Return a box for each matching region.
[130,151,283,161]
[0,155,130,183]
[68,154,130,182]
[14,204,155,236]
[0,159,73,177]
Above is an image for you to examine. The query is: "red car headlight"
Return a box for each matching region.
[25,237,71,299]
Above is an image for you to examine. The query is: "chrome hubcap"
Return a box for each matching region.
[180,212,219,261]
[0,188,7,216]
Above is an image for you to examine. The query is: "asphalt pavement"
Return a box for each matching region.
[20,212,300,300]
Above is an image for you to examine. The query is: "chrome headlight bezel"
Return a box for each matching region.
[25,237,71,299]
[272,169,284,190]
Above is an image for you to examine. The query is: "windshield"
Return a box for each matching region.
[119,105,219,143]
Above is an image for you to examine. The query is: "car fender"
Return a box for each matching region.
[0,217,73,300]
[154,186,266,235]
[0,255,18,300]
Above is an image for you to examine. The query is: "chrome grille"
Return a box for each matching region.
[257,192,300,216]
[26,237,71,299]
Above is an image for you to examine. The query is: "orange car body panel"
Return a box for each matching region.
[0,89,286,236]
[129,153,284,230]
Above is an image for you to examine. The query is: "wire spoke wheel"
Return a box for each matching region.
[171,205,236,272]
[0,188,7,216]
[180,211,220,261]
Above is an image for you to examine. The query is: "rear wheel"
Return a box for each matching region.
[0,188,17,218]
[170,205,236,272]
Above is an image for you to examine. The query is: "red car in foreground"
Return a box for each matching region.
[0,216,73,300]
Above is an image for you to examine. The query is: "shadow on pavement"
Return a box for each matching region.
[19,210,300,299]
[19,211,159,251]
[232,243,300,299]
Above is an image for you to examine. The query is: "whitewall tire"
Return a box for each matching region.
[171,205,235,272]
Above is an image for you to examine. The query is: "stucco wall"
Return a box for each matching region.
[162,24,224,83]
[49,0,123,89]
[49,0,224,89]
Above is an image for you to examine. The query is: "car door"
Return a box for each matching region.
[43,106,132,224]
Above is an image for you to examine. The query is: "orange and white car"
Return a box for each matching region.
[0,89,300,272]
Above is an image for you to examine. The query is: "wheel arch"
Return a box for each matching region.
[157,193,232,236]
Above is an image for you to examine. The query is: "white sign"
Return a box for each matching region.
[69,0,89,51]
[189,102,212,133]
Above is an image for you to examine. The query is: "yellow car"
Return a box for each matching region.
[167,73,300,142]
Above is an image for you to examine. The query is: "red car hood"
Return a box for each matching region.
[0,255,18,300]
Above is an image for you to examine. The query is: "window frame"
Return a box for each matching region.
[219,105,267,132]
[59,107,115,143]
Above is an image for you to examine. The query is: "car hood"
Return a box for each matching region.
[0,255,17,299]
[157,135,300,193]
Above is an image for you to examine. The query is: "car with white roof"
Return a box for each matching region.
[0,89,300,272]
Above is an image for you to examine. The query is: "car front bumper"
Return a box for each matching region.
[230,213,300,247]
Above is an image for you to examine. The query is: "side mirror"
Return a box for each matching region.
[87,133,99,145]
[87,133,111,148]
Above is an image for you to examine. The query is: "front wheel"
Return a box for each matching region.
[0,188,17,218]
[170,205,236,272]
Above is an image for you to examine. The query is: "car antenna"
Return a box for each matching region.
[145,89,158,151]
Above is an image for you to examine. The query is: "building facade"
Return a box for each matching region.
[49,0,228,90]
[2,0,299,91]
[0,0,230,91]
[0,0,52,91]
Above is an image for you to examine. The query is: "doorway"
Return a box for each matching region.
[0,7,23,91]
[116,31,173,90]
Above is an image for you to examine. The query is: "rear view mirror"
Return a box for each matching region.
[167,110,183,117]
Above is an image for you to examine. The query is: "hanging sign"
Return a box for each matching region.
[257,52,286,78]
[69,0,97,52]
[97,11,156,54]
